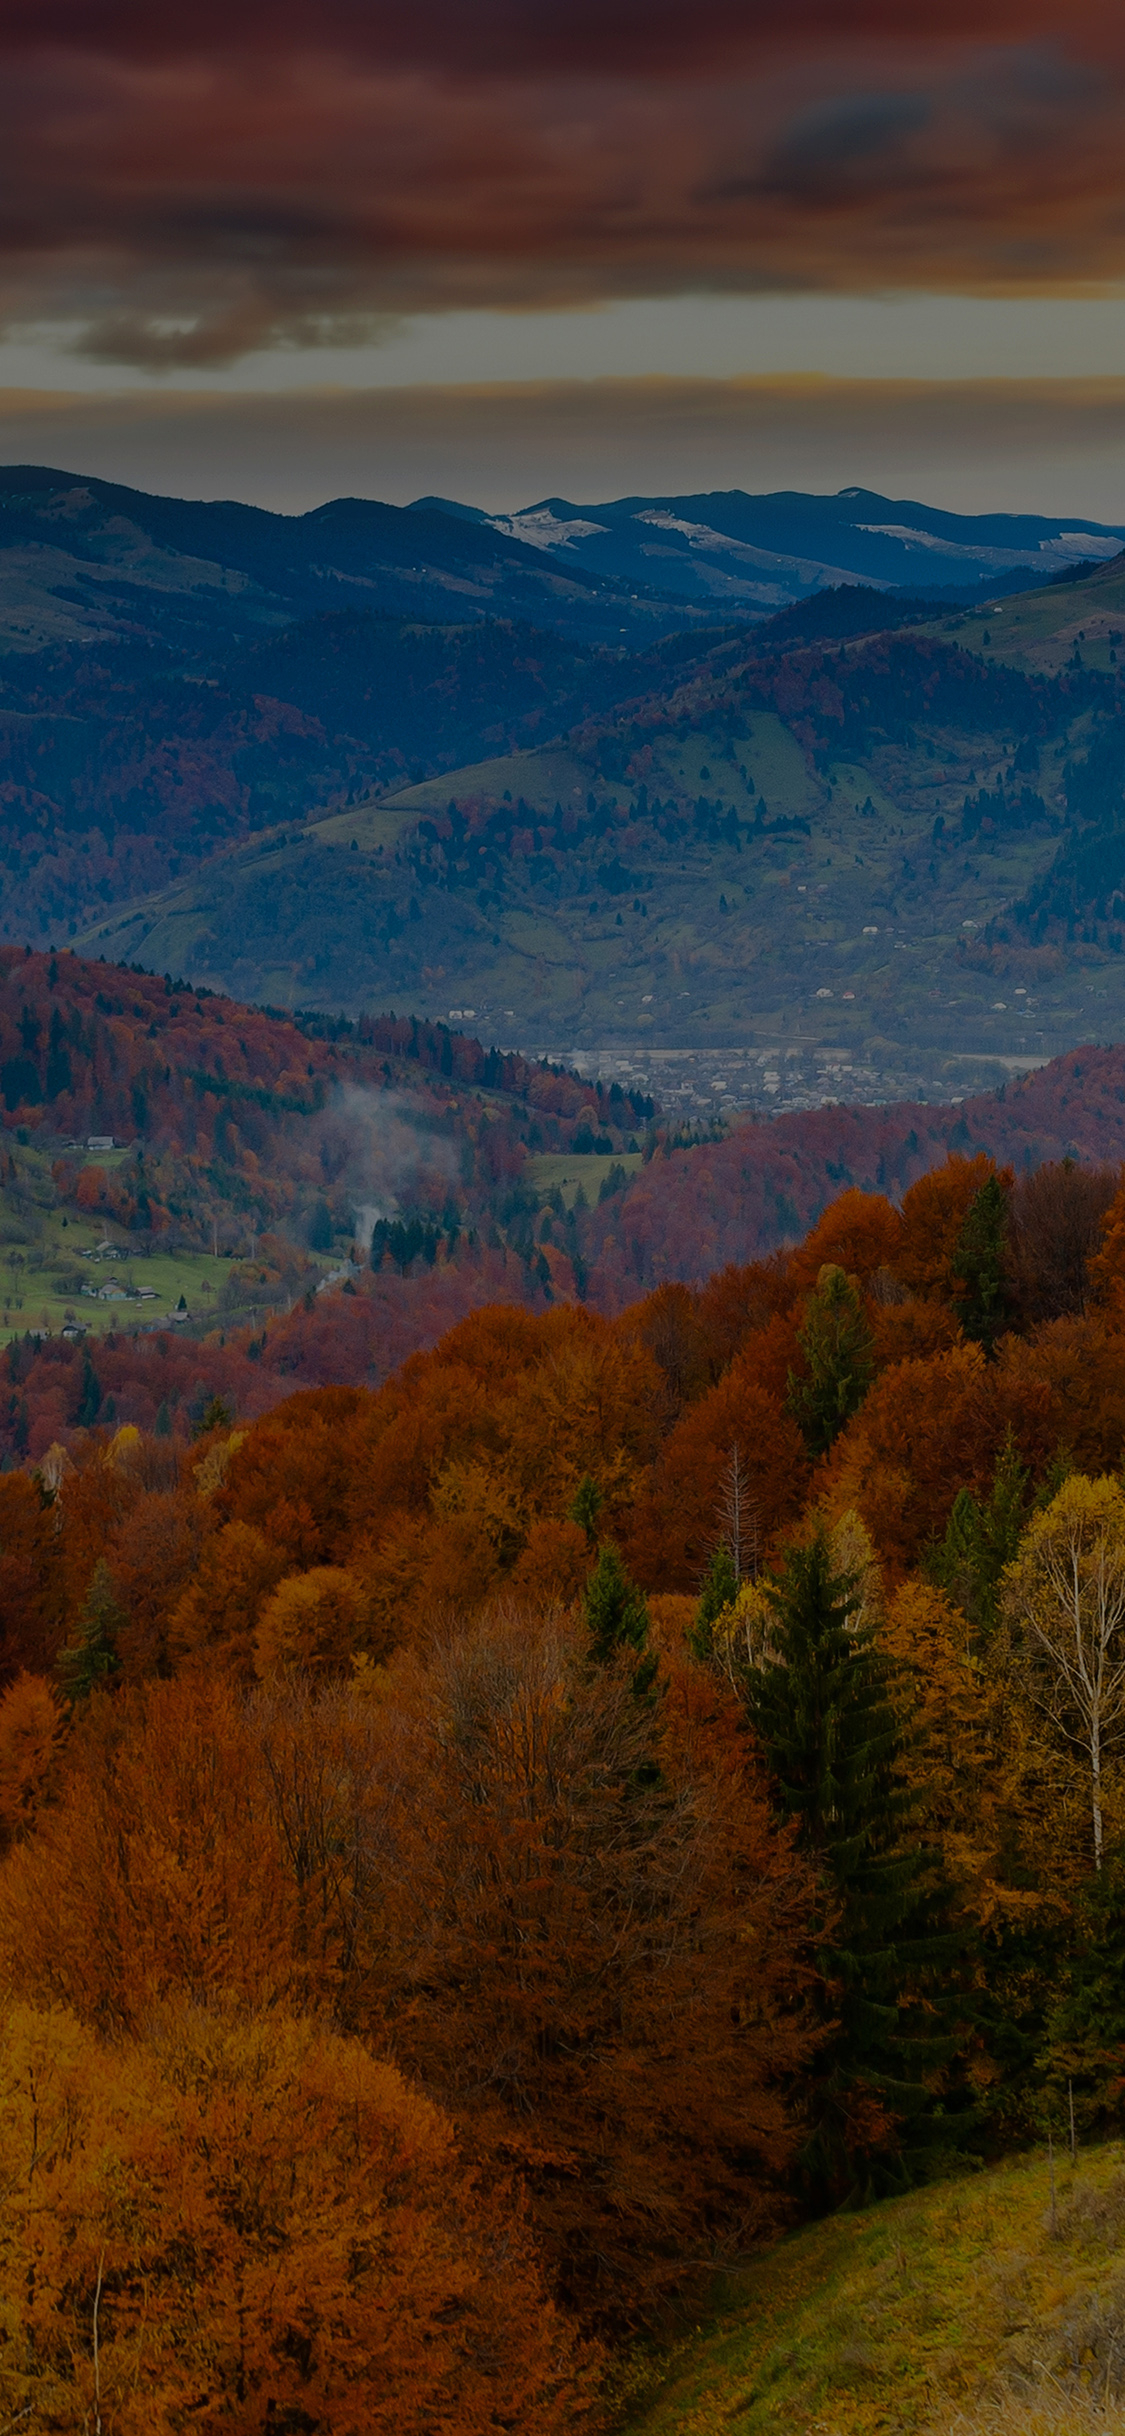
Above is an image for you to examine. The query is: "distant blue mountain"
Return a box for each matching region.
[410,485,1125,610]
[0,465,703,650]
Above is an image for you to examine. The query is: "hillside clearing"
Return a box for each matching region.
[622,2145,1125,2436]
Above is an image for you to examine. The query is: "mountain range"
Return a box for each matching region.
[5,462,1125,1112]
[414,486,1125,611]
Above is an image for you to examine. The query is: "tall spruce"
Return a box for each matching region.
[786,1265,875,1459]
[583,1543,658,1701]
[745,1527,968,2202]
[689,1541,739,1662]
[57,1558,124,1706]
[927,1433,1029,1637]
[954,1171,1011,1354]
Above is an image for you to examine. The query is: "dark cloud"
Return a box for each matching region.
[762,93,934,200]
[0,7,1122,364]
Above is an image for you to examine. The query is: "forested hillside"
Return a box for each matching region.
[11,949,1125,1459]
[5,1137,1125,2423]
[77,555,1125,1085]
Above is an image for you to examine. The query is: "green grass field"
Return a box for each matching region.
[621,2143,1125,2436]
[1,1236,250,1345]
[526,1149,644,1209]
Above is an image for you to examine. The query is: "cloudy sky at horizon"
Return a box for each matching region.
[5,0,1125,512]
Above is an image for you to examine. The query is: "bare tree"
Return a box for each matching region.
[718,1441,759,1584]
[1003,1474,1125,1867]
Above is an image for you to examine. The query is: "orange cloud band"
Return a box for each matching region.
[2,6,1125,364]
[4,375,1125,518]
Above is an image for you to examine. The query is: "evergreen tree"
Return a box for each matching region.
[584,1544,650,1663]
[568,1474,604,1545]
[74,1350,102,1428]
[689,1541,739,1662]
[927,1433,1028,1637]
[57,1559,124,1705]
[745,1528,969,2202]
[154,1400,172,1438]
[584,1544,657,1700]
[1044,1845,1125,2136]
[786,1265,875,1459]
[954,1172,1011,1354]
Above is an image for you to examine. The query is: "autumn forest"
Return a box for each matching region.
[4,943,1125,2427]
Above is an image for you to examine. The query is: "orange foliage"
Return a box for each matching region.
[73,1163,106,1211]
[167,1518,289,1677]
[997,1318,1125,1477]
[897,1154,1010,1299]
[623,1358,807,1591]
[824,1341,1053,1572]
[508,1516,593,1605]
[254,1564,374,1678]
[0,1674,62,1854]
[216,1386,374,1568]
[785,1187,903,1294]
[0,1997,588,2435]
[1088,1172,1125,1325]
[867,1292,959,1370]
[0,1639,817,2330]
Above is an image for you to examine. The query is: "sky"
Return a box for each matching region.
[4,0,1125,513]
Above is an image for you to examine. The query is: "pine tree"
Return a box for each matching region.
[74,1350,102,1428]
[583,1543,657,1702]
[954,1172,1011,1354]
[689,1541,738,1661]
[927,1433,1028,1636]
[154,1400,172,1438]
[1043,1846,1125,2135]
[568,1474,604,1546]
[745,1527,969,2202]
[584,1544,650,1663]
[57,1560,124,1706]
[786,1265,875,1459]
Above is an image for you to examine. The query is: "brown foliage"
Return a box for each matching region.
[370,1612,818,2321]
[825,1341,1053,1573]
[0,1471,63,1679]
[998,1318,1125,1477]
[0,1674,62,1855]
[625,1358,807,1591]
[1008,1160,1119,1326]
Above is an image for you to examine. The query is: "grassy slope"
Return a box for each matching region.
[0,1144,331,1347]
[622,2144,1125,2436]
[68,560,1125,1077]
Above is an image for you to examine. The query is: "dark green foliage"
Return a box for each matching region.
[926,1434,1029,1638]
[307,1199,334,1252]
[786,1264,875,1459]
[73,1350,102,1428]
[584,1544,651,1666]
[194,1395,234,1439]
[569,1474,605,1546]
[154,1401,172,1438]
[746,1528,969,2203]
[56,1559,124,1706]
[954,1173,1011,1354]
[1044,1847,1125,2135]
[689,1542,739,1662]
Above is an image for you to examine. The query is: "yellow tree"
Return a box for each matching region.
[1002,1475,1125,1869]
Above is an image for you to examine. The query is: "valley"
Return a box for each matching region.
[67,554,1125,1104]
